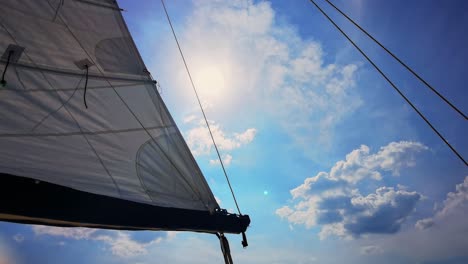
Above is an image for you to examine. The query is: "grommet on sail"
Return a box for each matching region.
[0,0,250,261]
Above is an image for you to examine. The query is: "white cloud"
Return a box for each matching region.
[94,232,162,258]
[277,141,427,239]
[13,234,24,243]
[415,176,468,230]
[290,141,428,199]
[184,116,256,164]
[185,118,257,156]
[31,226,174,258]
[183,114,198,124]
[210,154,233,166]
[365,176,468,262]
[156,0,362,156]
[32,226,96,239]
[437,175,468,216]
[279,186,421,239]
[414,218,434,230]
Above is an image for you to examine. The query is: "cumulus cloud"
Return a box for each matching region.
[415,176,468,230]
[185,118,257,156]
[344,187,421,236]
[279,186,421,239]
[290,141,427,199]
[184,117,256,164]
[366,176,468,262]
[436,176,468,216]
[210,154,233,166]
[31,226,173,258]
[276,141,427,239]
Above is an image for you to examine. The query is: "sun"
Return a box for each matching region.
[193,66,227,102]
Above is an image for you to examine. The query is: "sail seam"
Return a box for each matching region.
[0,60,155,84]
[1,81,146,93]
[0,125,174,138]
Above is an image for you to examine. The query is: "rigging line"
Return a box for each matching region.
[308,0,467,167]
[323,0,467,120]
[46,0,209,209]
[160,0,243,215]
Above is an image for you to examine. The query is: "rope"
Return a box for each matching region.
[83,64,89,108]
[1,50,13,87]
[309,0,467,167]
[160,0,243,214]
[216,233,234,264]
[323,0,467,120]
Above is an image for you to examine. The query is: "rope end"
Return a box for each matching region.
[241,232,248,248]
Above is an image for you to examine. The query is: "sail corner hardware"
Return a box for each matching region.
[241,231,248,248]
[1,44,24,87]
[74,59,94,108]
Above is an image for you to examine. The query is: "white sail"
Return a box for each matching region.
[0,0,218,212]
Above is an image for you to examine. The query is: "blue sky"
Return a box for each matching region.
[1,0,467,263]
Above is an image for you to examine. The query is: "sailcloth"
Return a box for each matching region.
[0,0,249,233]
